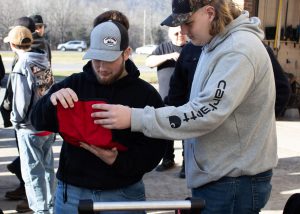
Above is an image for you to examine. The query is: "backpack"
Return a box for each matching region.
[30,64,54,98]
[13,62,54,125]
[21,63,54,123]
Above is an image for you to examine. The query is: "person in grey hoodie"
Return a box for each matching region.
[69,0,277,213]
[4,26,55,213]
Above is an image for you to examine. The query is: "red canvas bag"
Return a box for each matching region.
[56,100,127,151]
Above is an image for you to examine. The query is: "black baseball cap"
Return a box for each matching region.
[12,17,36,33]
[30,14,46,27]
[161,0,211,27]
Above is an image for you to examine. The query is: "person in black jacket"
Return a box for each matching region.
[31,21,166,214]
[164,42,202,178]
[30,14,51,64]
[0,54,4,84]
[264,45,291,117]
[145,26,188,172]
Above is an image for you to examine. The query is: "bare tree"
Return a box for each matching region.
[0,0,172,50]
[0,0,25,46]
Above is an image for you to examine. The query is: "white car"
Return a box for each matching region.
[57,40,87,52]
[135,44,157,55]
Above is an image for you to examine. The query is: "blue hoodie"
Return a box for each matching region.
[131,11,278,188]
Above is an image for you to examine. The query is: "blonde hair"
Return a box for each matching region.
[191,0,242,36]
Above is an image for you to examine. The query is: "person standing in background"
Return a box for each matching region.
[164,42,203,178]
[4,25,55,213]
[145,26,187,172]
[2,17,37,213]
[0,54,5,85]
[30,14,51,64]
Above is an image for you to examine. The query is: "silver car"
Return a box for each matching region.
[57,40,87,52]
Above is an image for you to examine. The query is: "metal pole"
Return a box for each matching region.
[143,10,146,46]
[274,0,283,51]
[283,0,289,40]
[78,198,205,214]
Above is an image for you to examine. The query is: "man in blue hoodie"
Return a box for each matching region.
[4,25,55,213]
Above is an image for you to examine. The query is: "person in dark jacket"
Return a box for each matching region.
[264,45,291,117]
[0,54,5,84]
[30,14,51,64]
[164,42,202,178]
[145,26,188,172]
[31,21,166,214]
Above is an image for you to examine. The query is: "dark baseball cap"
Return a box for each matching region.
[30,14,46,27]
[161,0,211,27]
[12,17,36,33]
[83,20,129,62]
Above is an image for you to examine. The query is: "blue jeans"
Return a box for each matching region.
[55,179,146,214]
[192,170,272,214]
[17,129,55,214]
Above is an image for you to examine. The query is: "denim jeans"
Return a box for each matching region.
[192,170,273,214]
[17,129,55,214]
[55,179,146,214]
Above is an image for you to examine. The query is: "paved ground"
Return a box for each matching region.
[2,121,300,214]
[0,80,299,213]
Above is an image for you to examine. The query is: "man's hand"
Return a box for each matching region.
[80,142,118,165]
[168,52,180,61]
[91,104,131,129]
[50,88,78,108]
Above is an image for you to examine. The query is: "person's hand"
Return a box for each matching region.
[168,52,180,61]
[91,104,131,129]
[79,142,118,165]
[50,88,78,108]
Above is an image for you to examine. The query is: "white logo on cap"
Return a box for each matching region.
[103,37,117,47]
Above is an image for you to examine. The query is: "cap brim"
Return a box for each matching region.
[36,23,47,28]
[161,13,191,27]
[83,49,123,62]
[161,15,176,27]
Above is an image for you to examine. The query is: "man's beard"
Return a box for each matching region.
[95,59,125,85]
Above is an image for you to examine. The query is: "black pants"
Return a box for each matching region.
[162,140,175,161]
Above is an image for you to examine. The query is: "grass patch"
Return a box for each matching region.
[1,51,157,83]
[52,51,85,63]
[53,70,81,77]
[131,54,148,66]
[140,71,157,83]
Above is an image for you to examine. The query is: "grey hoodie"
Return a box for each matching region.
[11,51,53,131]
[131,11,278,188]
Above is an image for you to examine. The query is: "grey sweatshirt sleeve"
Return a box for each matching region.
[10,64,33,128]
[131,52,258,140]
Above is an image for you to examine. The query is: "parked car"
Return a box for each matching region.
[135,44,157,55]
[57,40,87,52]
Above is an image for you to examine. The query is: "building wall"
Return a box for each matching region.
[245,0,300,80]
